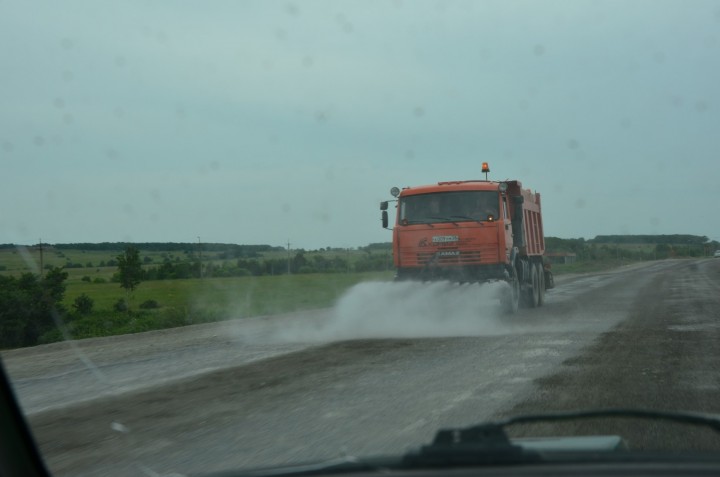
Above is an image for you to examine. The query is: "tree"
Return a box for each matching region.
[292,252,309,273]
[0,267,68,348]
[116,246,143,309]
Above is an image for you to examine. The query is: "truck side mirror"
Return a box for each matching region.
[382,211,389,229]
[380,201,388,211]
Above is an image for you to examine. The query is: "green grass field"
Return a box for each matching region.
[43,271,393,342]
[0,245,395,342]
[63,271,394,318]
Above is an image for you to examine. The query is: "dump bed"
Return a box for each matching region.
[507,180,545,257]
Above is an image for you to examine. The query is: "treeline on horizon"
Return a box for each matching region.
[0,235,715,251]
[0,242,286,253]
[138,243,394,279]
[545,234,718,249]
[545,234,719,262]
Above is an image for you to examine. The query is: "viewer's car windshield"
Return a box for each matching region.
[2,1,720,477]
[400,191,499,224]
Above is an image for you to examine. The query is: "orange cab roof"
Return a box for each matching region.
[399,180,504,196]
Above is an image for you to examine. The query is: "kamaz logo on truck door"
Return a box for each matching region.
[432,235,459,243]
[438,250,460,257]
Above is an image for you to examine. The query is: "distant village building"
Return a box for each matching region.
[545,252,577,265]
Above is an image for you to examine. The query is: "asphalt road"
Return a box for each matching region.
[3,259,720,476]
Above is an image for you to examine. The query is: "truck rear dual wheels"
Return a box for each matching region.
[504,261,544,313]
[523,262,544,308]
[537,264,546,306]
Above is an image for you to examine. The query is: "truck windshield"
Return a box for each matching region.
[399,191,500,225]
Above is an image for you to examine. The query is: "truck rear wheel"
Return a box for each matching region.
[537,263,545,306]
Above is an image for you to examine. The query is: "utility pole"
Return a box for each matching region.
[287,239,291,274]
[197,236,203,279]
[38,238,44,276]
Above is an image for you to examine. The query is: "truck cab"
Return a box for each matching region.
[381,174,551,312]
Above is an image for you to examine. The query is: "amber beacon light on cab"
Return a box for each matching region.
[380,163,553,313]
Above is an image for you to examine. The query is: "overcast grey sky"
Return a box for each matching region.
[2,0,719,249]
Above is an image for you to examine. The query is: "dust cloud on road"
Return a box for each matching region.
[262,280,511,343]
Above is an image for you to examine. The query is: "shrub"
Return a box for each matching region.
[139,299,160,309]
[81,276,91,282]
[234,268,252,277]
[38,329,63,345]
[93,277,107,284]
[72,294,94,314]
[113,298,128,312]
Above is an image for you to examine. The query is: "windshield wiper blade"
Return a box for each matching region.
[402,408,720,467]
[403,421,537,467]
[496,408,720,433]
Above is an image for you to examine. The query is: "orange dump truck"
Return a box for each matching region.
[380,164,553,312]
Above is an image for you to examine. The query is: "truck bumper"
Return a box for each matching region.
[395,264,508,283]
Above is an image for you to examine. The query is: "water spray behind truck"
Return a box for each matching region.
[380,163,553,313]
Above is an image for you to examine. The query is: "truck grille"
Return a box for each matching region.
[416,250,484,265]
